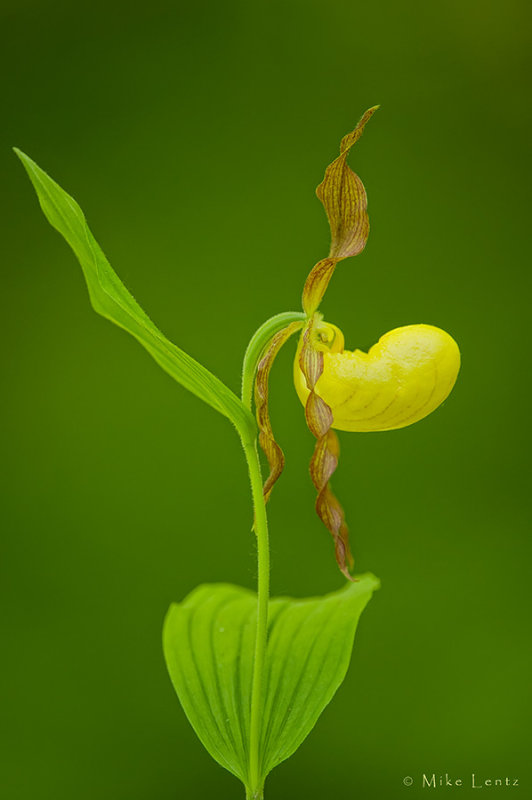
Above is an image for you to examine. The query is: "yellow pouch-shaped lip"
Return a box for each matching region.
[294,323,460,432]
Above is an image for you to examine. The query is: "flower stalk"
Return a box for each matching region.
[241,312,305,797]
[241,311,306,409]
[242,438,269,799]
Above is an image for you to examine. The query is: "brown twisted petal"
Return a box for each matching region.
[254,321,304,502]
[302,106,378,316]
[299,319,354,579]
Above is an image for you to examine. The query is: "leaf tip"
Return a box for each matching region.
[13,146,30,164]
[13,147,40,182]
[356,571,381,593]
[13,147,29,172]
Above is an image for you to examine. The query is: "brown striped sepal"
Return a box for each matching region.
[302,106,378,316]
[255,321,305,502]
[298,317,354,580]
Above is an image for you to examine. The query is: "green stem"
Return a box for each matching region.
[239,311,306,798]
[246,788,264,800]
[241,311,306,408]
[242,438,270,799]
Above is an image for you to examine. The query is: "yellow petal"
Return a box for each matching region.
[294,323,460,432]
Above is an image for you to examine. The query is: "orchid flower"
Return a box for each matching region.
[254,107,460,578]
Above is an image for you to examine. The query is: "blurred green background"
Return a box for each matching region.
[2,0,531,798]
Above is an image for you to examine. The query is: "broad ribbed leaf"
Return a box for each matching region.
[164,584,256,785]
[15,149,256,441]
[163,575,379,790]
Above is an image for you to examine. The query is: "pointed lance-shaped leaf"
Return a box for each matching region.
[14,149,256,443]
[302,106,378,316]
[255,321,304,501]
[299,318,354,579]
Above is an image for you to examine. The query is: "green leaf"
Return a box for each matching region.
[163,575,379,790]
[14,149,256,442]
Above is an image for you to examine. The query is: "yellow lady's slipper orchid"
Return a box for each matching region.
[294,321,460,432]
[253,106,461,579]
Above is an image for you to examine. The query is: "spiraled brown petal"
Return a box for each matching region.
[254,320,304,501]
[311,429,339,485]
[316,484,353,581]
[301,257,339,319]
[299,318,354,579]
[302,106,378,315]
[305,392,333,439]
[298,323,324,391]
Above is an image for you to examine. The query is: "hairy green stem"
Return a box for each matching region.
[242,439,270,798]
[241,311,306,408]
[239,311,306,797]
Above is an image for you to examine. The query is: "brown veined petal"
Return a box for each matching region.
[302,106,378,316]
[254,320,304,502]
[298,318,354,579]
